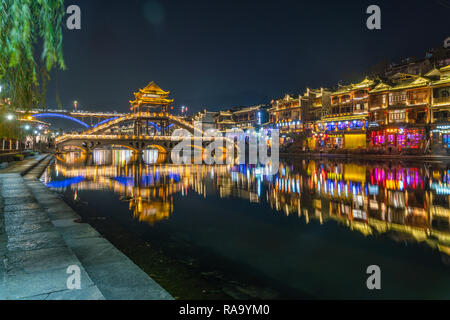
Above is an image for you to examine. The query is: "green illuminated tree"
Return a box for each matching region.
[0,0,66,111]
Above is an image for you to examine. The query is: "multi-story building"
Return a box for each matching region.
[430,65,450,151]
[316,78,375,149]
[214,111,235,131]
[190,109,218,131]
[232,105,268,131]
[369,73,432,152]
[302,88,332,128]
[268,94,302,134]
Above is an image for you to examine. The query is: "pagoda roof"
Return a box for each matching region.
[233,106,261,114]
[333,78,376,95]
[217,111,233,116]
[137,81,170,96]
[432,77,450,87]
[440,64,450,72]
[391,76,431,90]
[370,81,392,93]
[130,81,173,106]
[424,68,441,78]
[352,77,375,89]
[332,85,353,95]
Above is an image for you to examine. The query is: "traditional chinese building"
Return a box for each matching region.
[268,94,302,134]
[214,111,235,131]
[369,73,432,152]
[430,65,450,152]
[191,109,218,131]
[316,78,375,149]
[302,88,332,129]
[232,105,268,130]
[129,81,174,113]
[129,81,174,136]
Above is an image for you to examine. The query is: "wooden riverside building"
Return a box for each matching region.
[368,74,431,153]
[265,64,450,153]
[315,78,375,150]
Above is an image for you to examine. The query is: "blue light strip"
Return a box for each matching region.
[46,176,85,188]
[33,113,91,128]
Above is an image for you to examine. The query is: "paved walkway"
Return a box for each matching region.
[0,155,173,300]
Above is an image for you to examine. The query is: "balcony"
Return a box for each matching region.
[433,96,450,105]
[408,99,427,105]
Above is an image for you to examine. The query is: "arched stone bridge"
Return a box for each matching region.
[56,134,234,163]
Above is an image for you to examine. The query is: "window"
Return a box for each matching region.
[389,112,406,121]
[389,92,407,104]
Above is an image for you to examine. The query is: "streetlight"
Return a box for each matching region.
[6,113,14,121]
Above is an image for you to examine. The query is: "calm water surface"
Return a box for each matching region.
[42,149,450,299]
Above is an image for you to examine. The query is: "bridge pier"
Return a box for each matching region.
[132,149,144,163]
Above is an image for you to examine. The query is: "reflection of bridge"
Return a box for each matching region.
[45,161,235,225]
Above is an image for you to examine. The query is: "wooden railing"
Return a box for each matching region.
[433,96,450,105]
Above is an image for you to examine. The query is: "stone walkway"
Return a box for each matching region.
[0,154,173,300]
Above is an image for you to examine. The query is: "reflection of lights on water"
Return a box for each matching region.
[50,153,450,255]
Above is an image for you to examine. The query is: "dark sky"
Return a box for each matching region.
[47,0,450,114]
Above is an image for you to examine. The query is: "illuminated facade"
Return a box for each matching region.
[301,88,332,127]
[232,105,268,130]
[430,65,450,152]
[214,111,235,131]
[129,81,174,114]
[368,73,431,152]
[316,78,375,149]
[268,94,302,134]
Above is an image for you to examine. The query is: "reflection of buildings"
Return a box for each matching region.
[45,151,450,258]
[267,161,450,256]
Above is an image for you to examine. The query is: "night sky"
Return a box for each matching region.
[47,0,450,114]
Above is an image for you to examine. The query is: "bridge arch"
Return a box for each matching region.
[32,113,91,128]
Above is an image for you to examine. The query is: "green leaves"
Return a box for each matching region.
[0,0,66,110]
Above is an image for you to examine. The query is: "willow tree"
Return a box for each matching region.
[0,0,66,112]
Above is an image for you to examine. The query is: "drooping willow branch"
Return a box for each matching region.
[0,0,66,111]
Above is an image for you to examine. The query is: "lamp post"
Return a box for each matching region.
[5,113,20,152]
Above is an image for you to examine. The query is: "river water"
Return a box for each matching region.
[41,149,450,299]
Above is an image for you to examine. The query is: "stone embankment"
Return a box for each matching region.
[0,154,173,300]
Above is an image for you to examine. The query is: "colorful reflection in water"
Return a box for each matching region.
[42,150,450,298]
[44,151,450,256]
[59,148,160,166]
